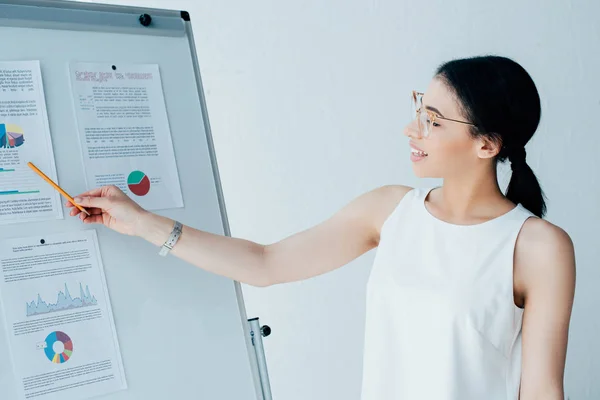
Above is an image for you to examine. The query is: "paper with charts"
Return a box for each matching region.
[0,230,127,400]
[0,61,63,224]
[69,62,184,211]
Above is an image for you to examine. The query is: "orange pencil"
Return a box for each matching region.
[27,162,90,216]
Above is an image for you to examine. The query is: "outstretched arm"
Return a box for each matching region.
[69,185,411,287]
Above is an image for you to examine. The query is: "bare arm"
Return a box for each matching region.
[73,185,412,287]
[263,185,412,284]
[517,219,576,400]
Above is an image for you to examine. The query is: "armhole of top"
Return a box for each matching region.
[379,187,419,238]
[510,211,537,312]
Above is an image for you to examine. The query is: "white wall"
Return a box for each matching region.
[75,1,599,399]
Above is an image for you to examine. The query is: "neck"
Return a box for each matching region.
[435,165,509,218]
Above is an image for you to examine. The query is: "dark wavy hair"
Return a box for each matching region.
[435,55,547,218]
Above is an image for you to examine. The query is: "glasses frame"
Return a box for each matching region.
[412,90,477,138]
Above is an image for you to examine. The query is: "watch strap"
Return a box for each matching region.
[159,220,183,256]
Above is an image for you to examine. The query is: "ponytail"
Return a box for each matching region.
[505,147,547,218]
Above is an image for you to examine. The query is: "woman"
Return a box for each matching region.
[67,55,575,400]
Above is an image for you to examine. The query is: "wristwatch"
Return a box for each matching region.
[159,220,183,257]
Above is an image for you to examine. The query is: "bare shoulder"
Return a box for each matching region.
[333,184,412,248]
[515,217,576,299]
[517,217,575,259]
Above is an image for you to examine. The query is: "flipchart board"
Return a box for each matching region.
[0,1,261,399]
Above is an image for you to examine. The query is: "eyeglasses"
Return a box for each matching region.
[411,90,477,138]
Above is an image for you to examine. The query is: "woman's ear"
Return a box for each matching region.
[476,135,502,159]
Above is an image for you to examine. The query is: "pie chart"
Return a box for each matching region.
[0,123,25,148]
[127,170,151,196]
[44,331,73,364]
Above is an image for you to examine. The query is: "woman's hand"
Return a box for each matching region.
[66,185,148,236]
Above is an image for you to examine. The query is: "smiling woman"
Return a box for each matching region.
[67,55,575,400]
[357,55,574,400]
[406,56,547,218]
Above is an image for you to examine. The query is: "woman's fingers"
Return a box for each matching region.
[82,214,103,224]
[67,187,111,208]
[74,186,105,199]
[73,195,111,210]
[69,205,104,219]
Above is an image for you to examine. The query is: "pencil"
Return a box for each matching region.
[27,162,91,216]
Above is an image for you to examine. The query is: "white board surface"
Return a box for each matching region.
[0,1,259,399]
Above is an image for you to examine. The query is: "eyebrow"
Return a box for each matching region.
[425,105,445,118]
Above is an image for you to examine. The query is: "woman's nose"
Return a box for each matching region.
[403,121,421,139]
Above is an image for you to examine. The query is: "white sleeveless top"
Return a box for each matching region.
[361,187,535,400]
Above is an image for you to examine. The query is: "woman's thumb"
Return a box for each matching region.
[73,196,110,209]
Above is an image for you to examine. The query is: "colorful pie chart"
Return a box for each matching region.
[44,331,73,364]
[127,170,151,196]
[0,123,25,148]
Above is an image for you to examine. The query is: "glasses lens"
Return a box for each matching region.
[419,110,431,138]
[412,91,430,138]
[411,92,418,119]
